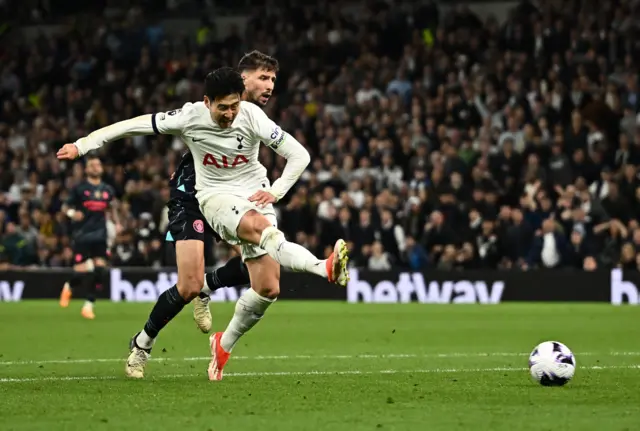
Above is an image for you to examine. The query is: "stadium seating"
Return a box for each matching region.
[1,0,639,271]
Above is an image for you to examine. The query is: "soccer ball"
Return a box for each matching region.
[528,341,576,386]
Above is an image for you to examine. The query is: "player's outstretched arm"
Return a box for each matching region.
[57,107,189,160]
[57,114,155,160]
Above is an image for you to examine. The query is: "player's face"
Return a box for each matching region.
[85,159,103,178]
[242,68,276,106]
[205,93,241,128]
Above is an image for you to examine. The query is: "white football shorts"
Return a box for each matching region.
[199,193,277,261]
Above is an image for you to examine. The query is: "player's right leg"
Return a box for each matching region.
[208,251,279,381]
[60,243,94,309]
[80,246,109,320]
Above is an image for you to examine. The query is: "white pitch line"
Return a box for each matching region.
[1,364,639,384]
[0,351,639,367]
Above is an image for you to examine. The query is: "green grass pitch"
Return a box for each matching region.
[0,301,639,430]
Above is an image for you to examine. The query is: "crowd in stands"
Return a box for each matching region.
[2,0,640,272]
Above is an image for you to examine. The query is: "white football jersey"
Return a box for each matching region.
[152,101,287,201]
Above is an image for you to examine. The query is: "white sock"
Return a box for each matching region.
[201,275,213,296]
[83,301,93,310]
[259,227,328,278]
[135,329,156,350]
[220,288,275,352]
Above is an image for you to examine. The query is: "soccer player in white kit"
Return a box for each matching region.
[56,67,350,380]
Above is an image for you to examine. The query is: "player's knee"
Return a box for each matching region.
[73,260,90,272]
[250,262,280,299]
[93,258,107,267]
[251,214,273,233]
[253,277,280,299]
[238,211,275,244]
[94,265,109,285]
[257,226,285,251]
[85,258,96,271]
[177,272,204,302]
[68,271,86,288]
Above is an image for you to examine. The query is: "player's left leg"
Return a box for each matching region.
[201,194,349,286]
[201,245,248,296]
[238,210,349,286]
[60,241,95,310]
[59,261,92,308]
[126,239,204,379]
[208,251,279,381]
[81,248,109,320]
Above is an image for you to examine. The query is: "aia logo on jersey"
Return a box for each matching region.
[202,154,249,168]
[102,191,109,200]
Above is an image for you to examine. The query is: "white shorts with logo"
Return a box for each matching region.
[199,193,277,261]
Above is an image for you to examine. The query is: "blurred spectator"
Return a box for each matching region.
[3,0,640,273]
[565,227,595,269]
[526,219,567,269]
[368,241,393,271]
[403,236,428,270]
[475,218,501,268]
[423,211,457,262]
[1,222,33,266]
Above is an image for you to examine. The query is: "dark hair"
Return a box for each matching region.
[238,50,279,73]
[84,154,102,171]
[204,67,245,100]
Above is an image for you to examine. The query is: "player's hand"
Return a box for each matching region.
[57,144,79,160]
[248,190,277,208]
[73,211,84,222]
[115,223,123,235]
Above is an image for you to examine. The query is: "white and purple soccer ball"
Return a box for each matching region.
[528,341,576,386]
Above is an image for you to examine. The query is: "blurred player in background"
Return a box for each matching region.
[59,156,120,319]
